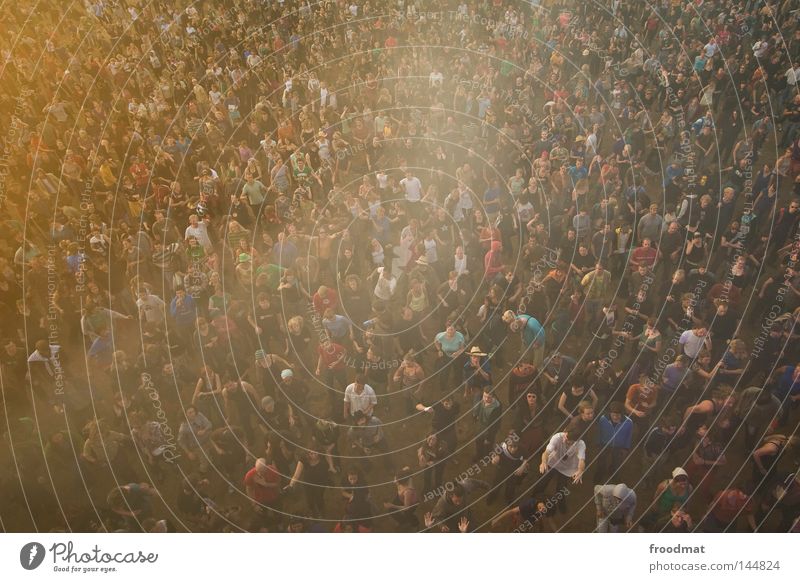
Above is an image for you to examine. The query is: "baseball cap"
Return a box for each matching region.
[672,467,689,480]
[281,369,293,379]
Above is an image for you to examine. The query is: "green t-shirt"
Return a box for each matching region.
[256,264,286,291]
[242,180,266,206]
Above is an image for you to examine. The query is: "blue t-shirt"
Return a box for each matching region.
[662,363,690,393]
[775,366,800,400]
[324,315,352,339]
[463,359,492,388]
[598,415,634,449]
[436,331,465,357]
[517,315,545,347]
[483,188,501,215]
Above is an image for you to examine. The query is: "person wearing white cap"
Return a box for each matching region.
[252,349,292,396]
[594,483,637,532]
[640,467,693,531]
[278,368,309,411]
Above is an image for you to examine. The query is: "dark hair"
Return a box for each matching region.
[449,483,465,499]
[660,411,680,428]
[572,374,588,389]
[608,401,624,415]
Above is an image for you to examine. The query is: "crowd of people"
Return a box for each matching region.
[1,0,800,533]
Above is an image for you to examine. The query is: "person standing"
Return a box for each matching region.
[487,434,529,505]
[347,411,391,472]
[462,346,492,404]
[639,467,693,531]
[640,412,680,489]
[735,387,781,450]
[700,488,756,532]
[316,339,348,420]
[434,323,466,392]
[536,429,586,515]
[770,363,800,426]
[400,170,423,219]
[169,286,197,349]
[244,457,282,527]
[679,323,712,360]
[284,449,332,519]
[473,388,503,461]
[177,406,212,470]
[581,263,613,328]
[429,482,472,533]
[392,351,425,414]
[594,402,634,485]
[418,433,448,497]
[343,374,378,421]
[780,94,800,148]
[416,394,460,457]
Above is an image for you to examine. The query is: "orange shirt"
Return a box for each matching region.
[626,383,659,414]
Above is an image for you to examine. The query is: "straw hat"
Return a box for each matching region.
[468,346,487,357]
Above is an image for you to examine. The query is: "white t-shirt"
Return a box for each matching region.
[185,223,212,251]
[374,268,397,300]
[424,238,438,263]
[546,432,586,477]
[400,176,423,202]
[136,294,166,323]
[516,201,534,223]
[679,330,706,359]
[458,188,474,212]
[454,254,468,276]
[786,66,800,86]
[586,133,598,156]
[343,384,377,415]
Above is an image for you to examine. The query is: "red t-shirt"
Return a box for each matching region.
[711,489,752,524]
[318,342,347,371]
[706,283,741,306]
[313,291,338,315]
[244,466,280,505]
[630,246,657,269]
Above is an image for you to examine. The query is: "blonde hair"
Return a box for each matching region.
[728,339,748,357]
[288,315,304,333]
